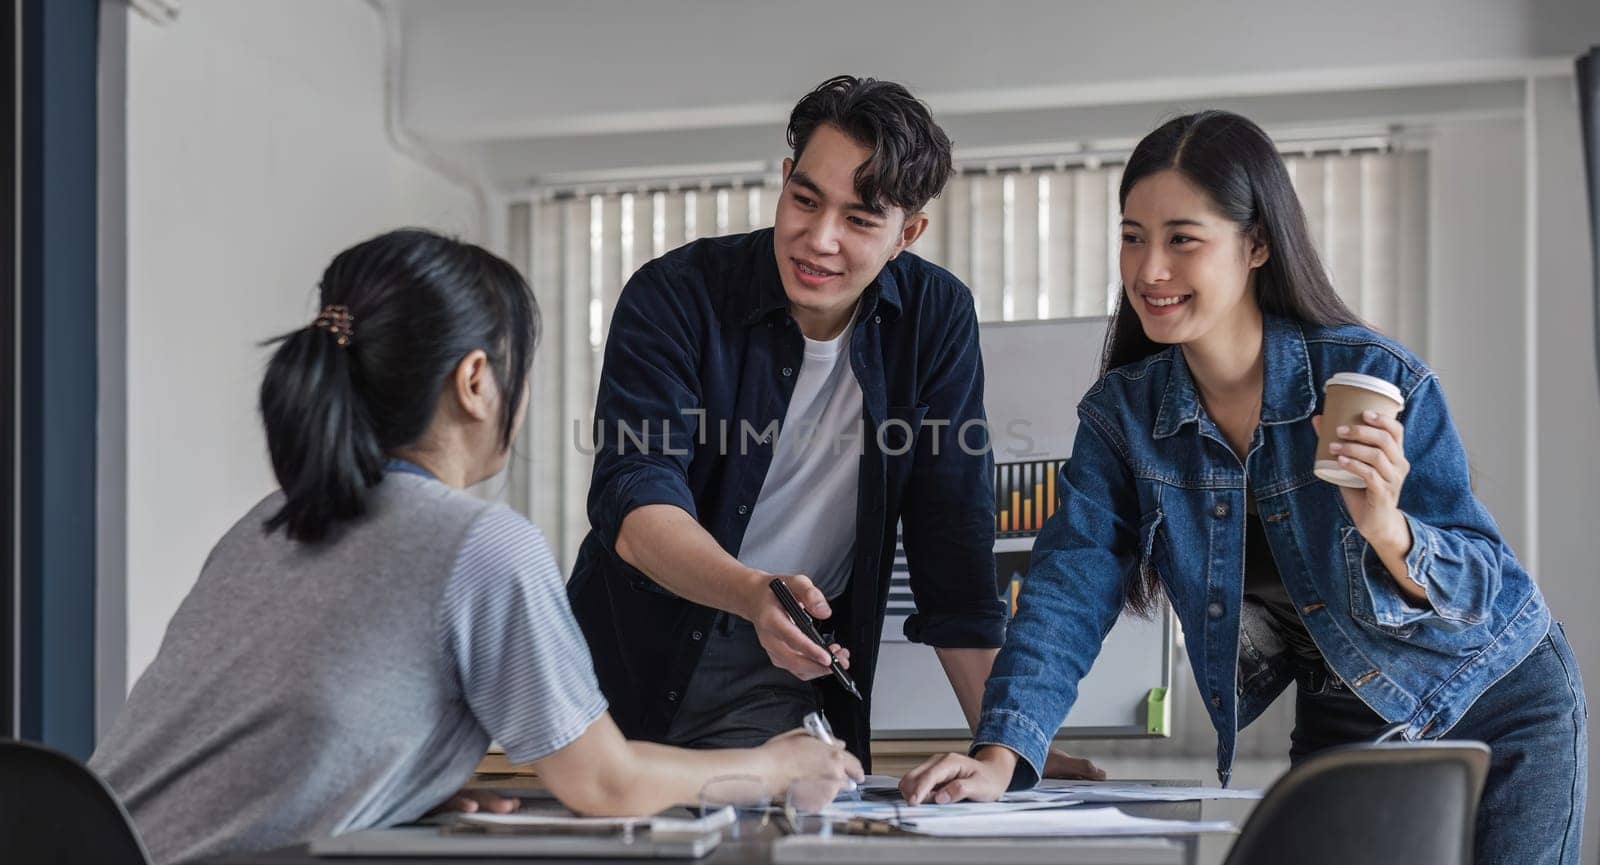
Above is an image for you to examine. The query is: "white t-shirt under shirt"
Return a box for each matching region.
[737,314,863,600]
[665,314,867,748]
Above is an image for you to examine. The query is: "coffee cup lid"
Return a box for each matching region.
[1324,372,1404,407]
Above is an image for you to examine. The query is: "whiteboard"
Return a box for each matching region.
[872,316,1174,739]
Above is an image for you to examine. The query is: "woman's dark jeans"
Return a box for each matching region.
[1290,623,1588,865]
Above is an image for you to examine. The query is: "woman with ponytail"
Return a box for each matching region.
[89,229,859,865]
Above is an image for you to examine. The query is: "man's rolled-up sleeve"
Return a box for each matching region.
[585,264,704,555]
[900,293,1007,648]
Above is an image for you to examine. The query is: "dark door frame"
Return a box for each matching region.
[8,0,100,758]
[2,0,17,741]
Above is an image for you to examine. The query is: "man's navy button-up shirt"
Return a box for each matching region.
[567,228,1006,764]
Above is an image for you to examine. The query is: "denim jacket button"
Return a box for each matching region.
[737,504,750,515]
[690,630,703,641]
[1207,602,1224,618]
[1212,503,1230,519]
[874,315,882,324]
[666,690,680,703]
[1210,695,1222,709]
[782,367,794,377]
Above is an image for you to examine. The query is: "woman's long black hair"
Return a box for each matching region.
[1106,111,1363,615]
[259,228,539,543]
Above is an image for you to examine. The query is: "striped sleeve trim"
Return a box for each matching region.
[438,506,608,765]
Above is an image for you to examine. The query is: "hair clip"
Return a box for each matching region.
[311,304,355,347]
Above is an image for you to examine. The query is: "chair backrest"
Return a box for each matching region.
[1223,741,1490,865]
[0,738,153,865]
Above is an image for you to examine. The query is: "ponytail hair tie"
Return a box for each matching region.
[311,305,355,347]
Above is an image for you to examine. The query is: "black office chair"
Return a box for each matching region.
[1222,740,1490,865]
[0,738,153,865]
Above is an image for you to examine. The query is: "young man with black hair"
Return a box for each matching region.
[568,75,1101,778]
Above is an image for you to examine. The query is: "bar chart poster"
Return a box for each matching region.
[995,457,1065,538]
[873,317,1172,739]
[996,549,1031,616]
[883,454,1061,622]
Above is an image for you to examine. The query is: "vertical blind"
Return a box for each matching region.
[504,149,1429,575]
[505,186,784,565]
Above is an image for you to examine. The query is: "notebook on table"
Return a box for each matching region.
[307,806,732,859]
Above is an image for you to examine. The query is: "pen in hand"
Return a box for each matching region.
[768,578,862,701]
[802,710,859,796]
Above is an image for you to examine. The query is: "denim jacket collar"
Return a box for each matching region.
[1152,313,1318,439]
[737,230,903,326]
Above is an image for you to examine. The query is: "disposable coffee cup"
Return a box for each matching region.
[1314,372,1405,489]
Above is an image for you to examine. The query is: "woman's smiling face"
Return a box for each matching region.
[1118,168,1268,347]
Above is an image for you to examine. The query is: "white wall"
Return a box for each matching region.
[1425,117,1530,556]
[392,0,1600,184]
[122,0,477,689]
[1419,73,1600,865]
[1531,73,1600,862]
[395,0,1600,141]
[478,81,1530,184]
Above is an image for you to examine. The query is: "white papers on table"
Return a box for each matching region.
[1017,783,1263,803]
[824,775,1247,835]
[894,808,1234,838]
[820,799,1082,822]
[856,775,1258,805]
[452,805,736,837]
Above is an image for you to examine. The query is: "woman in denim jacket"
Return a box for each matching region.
[901,111,1586,865]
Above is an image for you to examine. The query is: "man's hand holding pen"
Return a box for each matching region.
[741,571,853,687]
[767,577,862,699]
